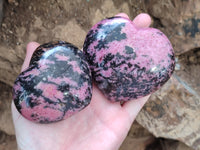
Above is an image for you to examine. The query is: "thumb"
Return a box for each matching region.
[133,13,151,28]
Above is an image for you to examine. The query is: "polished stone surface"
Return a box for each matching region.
[13,41,92,123]
[83,17,175,102]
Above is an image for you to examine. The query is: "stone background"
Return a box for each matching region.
[0,0,199,149]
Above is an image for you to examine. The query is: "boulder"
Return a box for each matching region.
[137,72,200,149]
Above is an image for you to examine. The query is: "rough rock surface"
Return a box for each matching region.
[0,130,17,150]
[120,122,155,150]
[136,74,200,149]
[120,122,193,150]
[0,0,3,25]
[0,82,15,135]
[0,0,199,149]
[145,0,200,55]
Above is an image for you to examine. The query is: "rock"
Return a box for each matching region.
[146,138,194,150]
[177,142,195,150]
[91,1,130,25]
[176,48,200,95]
[8,0,18,6]
[0,130,17,150]
[120,122,155,150]
[0,45,23,87]
[0,82,15,135]
[13,42,92,123]
[136,73,200,150]
[120,122,193,150]
[144,0,200,55]
[83,16,175,102]
[53,19,87,49]
[0,0,3,25]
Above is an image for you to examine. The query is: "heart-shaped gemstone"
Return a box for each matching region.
[83,17,175,102]
[13,41,92,123]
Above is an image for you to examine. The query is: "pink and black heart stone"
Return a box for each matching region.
[13,41,92,123]
[83,16,175,102]
[13,16,175,123]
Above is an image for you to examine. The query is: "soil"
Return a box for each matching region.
[0,131,16,150]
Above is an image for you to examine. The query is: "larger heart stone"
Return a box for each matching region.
[13,41,92,123]
[83,17,175,102]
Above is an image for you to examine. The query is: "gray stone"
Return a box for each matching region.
[0,0,3,25]
[0,82,15,135]
[136,74,200,150]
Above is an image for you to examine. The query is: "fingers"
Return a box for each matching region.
[21,42,40,72]
[115,13,129,19]
[133,13,151,28]
[122,95,150,121]
[115,12,151,28]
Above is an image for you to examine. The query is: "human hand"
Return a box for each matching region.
[12,13,151,150]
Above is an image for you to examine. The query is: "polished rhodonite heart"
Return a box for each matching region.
[13,41,92,123]
[83,16,175,102]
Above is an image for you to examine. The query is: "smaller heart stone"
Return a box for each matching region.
[13,41,92,123]
[83,16,175,102]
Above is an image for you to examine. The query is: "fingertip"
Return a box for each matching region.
[115,13,129,19]
[133,13,151,28]
[26,42,40,53]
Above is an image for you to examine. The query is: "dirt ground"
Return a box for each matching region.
[0,0,197,150]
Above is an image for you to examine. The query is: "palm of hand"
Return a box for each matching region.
[13,86,144,150]
[12,13,151,150]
